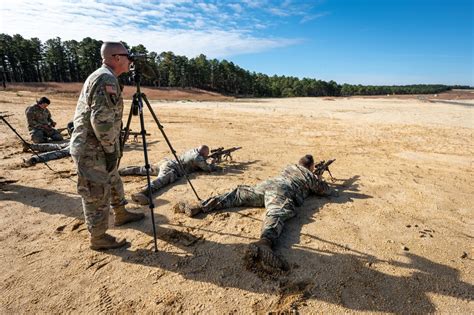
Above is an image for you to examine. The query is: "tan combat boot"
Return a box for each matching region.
[173,201,203,217]
[22,157,36,167]
[114,206,145,226]
[90,233,126,250]
[22,142,31,152]
[131,187,157,205]
[248,237,288,271]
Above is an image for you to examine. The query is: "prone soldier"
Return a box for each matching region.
[119,145,219,205]
[175,154,337,270]
[21,121,75,167]
[22,142,70,167]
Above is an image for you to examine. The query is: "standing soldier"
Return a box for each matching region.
[70,42,144,250]
[25,97,63,143]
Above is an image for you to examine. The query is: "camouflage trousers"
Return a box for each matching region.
[119,164,160,177]
[27,146,70,165]
[30,128,63,143]
[120,161,180,192]
[72,153,127,238]
[27,142,69,152]
[200,184,297,242]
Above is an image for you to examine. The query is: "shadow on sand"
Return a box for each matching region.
[107,175,473,312]
[3,177,472,312]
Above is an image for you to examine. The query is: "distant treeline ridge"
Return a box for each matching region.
[0,34,470,97]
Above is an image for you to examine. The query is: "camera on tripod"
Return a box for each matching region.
[127,53,157,86]
[128,53,151,74]
[128,52,148,63]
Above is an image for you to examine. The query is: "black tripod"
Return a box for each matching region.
[120,70,201,252]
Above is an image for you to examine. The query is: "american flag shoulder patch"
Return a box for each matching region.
[105,84,117,95]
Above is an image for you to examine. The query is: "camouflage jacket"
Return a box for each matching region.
[257,164,328,206]
[164,148,216,175]
[25,104,55,132]
[70,65,123,156]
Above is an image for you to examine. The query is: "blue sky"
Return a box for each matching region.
[1,0,472,85]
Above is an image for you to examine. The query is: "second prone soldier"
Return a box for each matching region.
[119,145,218,205]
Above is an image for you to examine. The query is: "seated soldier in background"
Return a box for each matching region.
[120,145,219,205]
[175,154,337,270]
[21,121,75,167]
[25,96,63,143]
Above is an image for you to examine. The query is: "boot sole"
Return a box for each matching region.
[114,215,145,226]
[90,240,127,250]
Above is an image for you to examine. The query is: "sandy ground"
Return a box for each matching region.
[0,88,473,313]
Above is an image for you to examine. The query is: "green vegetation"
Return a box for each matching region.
[0,34,469,97]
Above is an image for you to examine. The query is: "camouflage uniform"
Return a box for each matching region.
[23,142,70,166]
[25,104,63,143]
[120,148,217,193]
[24,145,70,167]
[26,142,69,152]
[197,164,331,243]
[69,64,126,238]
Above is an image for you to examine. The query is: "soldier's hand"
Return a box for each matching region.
[105,151,118,172]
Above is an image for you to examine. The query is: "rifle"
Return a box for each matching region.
[313,159,336,181]
[208,146,242,163]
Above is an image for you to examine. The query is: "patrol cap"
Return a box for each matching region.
[38,96,51,105]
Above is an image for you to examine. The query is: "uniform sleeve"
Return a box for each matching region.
[194,155,216,172]
[26,107,41,129]
[89,76,119,154]
[47,109,55,125]
[311,176,332,196]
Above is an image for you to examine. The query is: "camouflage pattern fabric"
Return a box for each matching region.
[27,142,69,152]
[70,65,126,238]
[198,164,331,242]
[120,148,216,192]
[118,163,161,177]
[28,146,70,165]
[25,104,63,143]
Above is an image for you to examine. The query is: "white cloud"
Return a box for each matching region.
[300,12,329,24]
[228,3,243,13]
[0,0,319,58]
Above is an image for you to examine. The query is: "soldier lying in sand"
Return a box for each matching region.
[119,145,219,205]
[175,154,338,271]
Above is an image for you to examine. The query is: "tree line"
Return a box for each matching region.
[0,34,469,97]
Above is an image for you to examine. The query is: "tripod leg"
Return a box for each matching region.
[136,93,159,252]
[141,93,201,201]
[117,96,135,168]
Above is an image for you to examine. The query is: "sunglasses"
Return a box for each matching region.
[112,53,131,59]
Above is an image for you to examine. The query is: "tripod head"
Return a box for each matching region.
[129,53,156,86]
